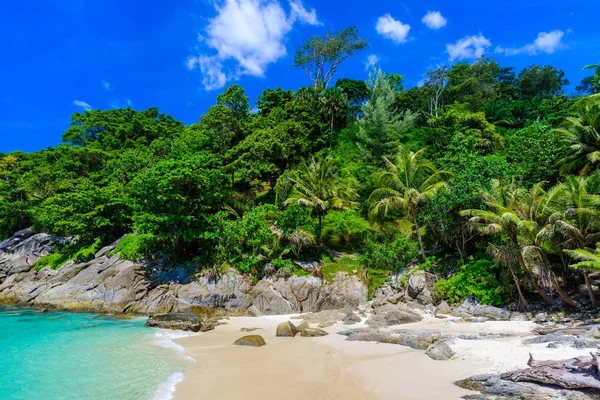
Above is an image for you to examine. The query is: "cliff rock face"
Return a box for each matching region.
[0,232,367,315]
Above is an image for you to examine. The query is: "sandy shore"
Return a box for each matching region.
[173,314,593,400]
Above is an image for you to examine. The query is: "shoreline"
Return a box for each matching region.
[171,314,597,400]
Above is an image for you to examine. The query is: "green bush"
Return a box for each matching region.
[111,233,155,260]
[35,251,71,271]
[322,211,372,250]
[72,238,103,263]
[435,258,509,306]
[358,233,418,272]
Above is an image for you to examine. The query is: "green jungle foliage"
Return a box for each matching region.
[3,27,600,307]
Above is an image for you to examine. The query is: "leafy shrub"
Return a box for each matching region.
[111,233,155,260]
[358,233,418,272]
[435,258,509,306]
[35,238,104,270]
[322,211,372,250]
[35,251,71,271]
[72,238,103,263]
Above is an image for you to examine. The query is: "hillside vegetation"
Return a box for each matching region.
[2,27,600,308]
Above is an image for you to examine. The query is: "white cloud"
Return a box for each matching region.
[73,100,91,110]
[101,80,112,90]
[496,30,565,56]
[447,34,491,61]
[422,11,446,29]
[187,0,320,90]
[376,14,410,44]
[289,0,320,25]
[365,54,379,70]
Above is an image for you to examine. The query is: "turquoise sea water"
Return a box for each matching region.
[0,307,189,400]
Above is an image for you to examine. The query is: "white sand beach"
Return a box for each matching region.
[173,313,595,400]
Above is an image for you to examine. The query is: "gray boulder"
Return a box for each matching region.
[425,340,455,360]
[453,298,511,321]
[366,303,422,328]
[406,270,436,305]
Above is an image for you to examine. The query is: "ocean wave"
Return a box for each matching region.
[152,371,184,400]
[152,330,197,363]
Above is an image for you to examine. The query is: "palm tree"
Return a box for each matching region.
[284,156,357,247]
[320,87,348,147]
[556,97,600,175]
[461,180,567,308]
[566,245,600,307]
[369,147,453,261]
[540,175,600,306]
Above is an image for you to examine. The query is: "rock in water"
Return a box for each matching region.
[233,335,266,347]
[425,340,455,360]
[276,321,298,337]
[146,312,213,332]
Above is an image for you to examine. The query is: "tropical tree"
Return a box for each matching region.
[461,180,564,308]
[556,96,600,175]
[357,69,416,166]
[566,245,600,307]
[539,175,600,306]
[369,147,453,261]
[293,26,368,90]
[576,63,600,95]
[319,87,349,147]
[283,156,357,247]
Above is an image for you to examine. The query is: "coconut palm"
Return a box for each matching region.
[368,146,454,261]
[566,246,600,271]
[461,180,566,308]
[284,156,357,247]
[556,97,600,175]
[539,175,600,306]
[566,245,600,307]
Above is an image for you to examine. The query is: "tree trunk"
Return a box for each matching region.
[330,112,334,148]
[413,215,426,262]
[317,214,323,250]
[550,272,579,308]
[584,271,599,308]
[531,280,556,306]
[510,268,529,311]
[540,251,578,308]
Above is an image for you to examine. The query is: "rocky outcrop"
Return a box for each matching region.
[0,231,368,316]
[146,312,216,332]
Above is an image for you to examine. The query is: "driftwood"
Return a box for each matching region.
[501,353,600,391]
[527,353,592,369]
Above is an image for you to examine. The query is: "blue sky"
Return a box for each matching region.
[1,0,599,153]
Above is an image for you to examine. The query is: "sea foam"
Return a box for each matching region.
[152,371,184,400]
[152,330,197,363]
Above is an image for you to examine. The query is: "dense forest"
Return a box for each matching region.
[2,27,600,309]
